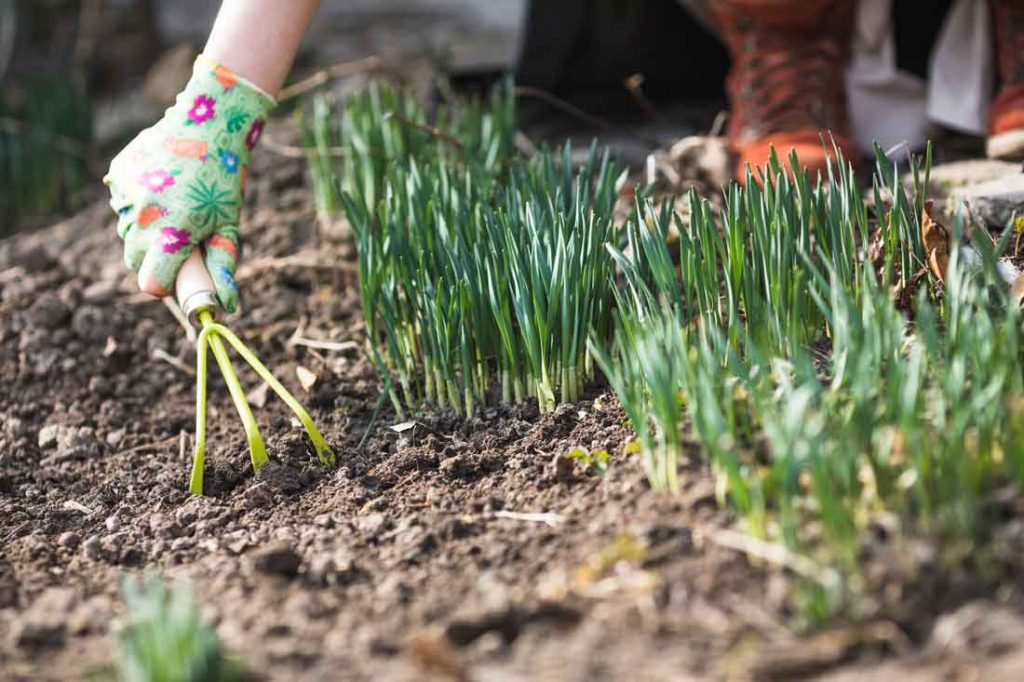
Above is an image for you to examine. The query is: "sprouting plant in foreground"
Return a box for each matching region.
[595,147,1024,621]
[566,446,611,475]
[116,578,240,682]
[307,81,625,416]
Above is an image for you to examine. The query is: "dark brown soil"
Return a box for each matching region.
[3,123,1024,681]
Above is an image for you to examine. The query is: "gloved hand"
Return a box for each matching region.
[105,55,275,313]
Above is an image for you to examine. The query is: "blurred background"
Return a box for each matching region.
[0,0,736,238]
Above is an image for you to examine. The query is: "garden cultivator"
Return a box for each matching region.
[175,251,335,495]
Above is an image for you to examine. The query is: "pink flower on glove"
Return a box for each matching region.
[139,169,175,193]
[188,95,216,125]
[158,227,191,254]
[245,119,265,150]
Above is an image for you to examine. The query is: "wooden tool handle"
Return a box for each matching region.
[176,250,220,319]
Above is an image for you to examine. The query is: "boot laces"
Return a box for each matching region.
[735,30,846,140]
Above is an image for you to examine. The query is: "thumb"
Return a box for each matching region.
[203,225,241,314]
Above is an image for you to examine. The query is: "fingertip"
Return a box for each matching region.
[137,268,171,298]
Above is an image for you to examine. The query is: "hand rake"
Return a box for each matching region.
[175,251,336,495]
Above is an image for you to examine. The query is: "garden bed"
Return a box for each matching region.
[3,127,1024,680]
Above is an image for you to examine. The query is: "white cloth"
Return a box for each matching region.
[847,0,993,153]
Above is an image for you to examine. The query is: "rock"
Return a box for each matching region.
[950,172,1024,229]
[105,428,125,449]
[3,415,26,439]
[9,587,74,649]
[37,424,60,449]
[930,601,1024,658]
[912,159,1021,197]
[38,423,101,461]
[550,452,575,482]
[308,550,362,587]
[70,305,109,343]
[251,542,302,578]
[82,535,102,561]
[254,461,304,495]
[356,513,388,538]
[100,534,124,556]
[104,515,122,533]
[57,532,80,549]
[439,455,473,480]
[80,279,119,304]
[148,513,183,540]
[24,294,71,330]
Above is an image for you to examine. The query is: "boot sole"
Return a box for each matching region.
[987,129,1024,161]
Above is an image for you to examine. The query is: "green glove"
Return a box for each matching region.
[104,55,276,313]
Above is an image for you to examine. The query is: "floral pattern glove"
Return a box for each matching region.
[104,55,275,313]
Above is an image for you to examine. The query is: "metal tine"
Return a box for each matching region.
[203,319,337,468]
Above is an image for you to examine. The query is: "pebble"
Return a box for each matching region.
[24,294,71,330]
[356,513,388,538]
[37,424,60,449]
[56,532,80,549]
[550,452,575,482]
[251,542,302,578]
[439,455,471,480]
[82,535,102,561]
[104,515,121,533]
[70,305,109,343]
[3,416,27,439]
[105,428,125,449]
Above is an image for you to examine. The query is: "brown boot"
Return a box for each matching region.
[712,0,858,183]
[988,0,1024,159]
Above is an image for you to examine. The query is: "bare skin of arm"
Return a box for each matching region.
[203,0,323,96]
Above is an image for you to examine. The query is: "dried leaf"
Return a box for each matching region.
[921,200,950,282]
[390,420,416,433]
[296,365,317,392]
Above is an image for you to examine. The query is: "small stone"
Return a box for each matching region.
[105,428,125,449]
[356,513,388,538]
[930,601,1024,658]
[313,513,334,528]
[70,306,109,343]
[24,294,70,330]
[251,542,302,578]
[3,416,26,439]
[100,534,123,560]
[82,534,101,560]
[439,455,472,480]
[37,424,60,449]
[57,532,80,549]
[170,537,194,552]
[950,173,1024,229]
[104,516,121,533]
[913,159,1021,197]
[148,513,182,539]
[550,452,575,482]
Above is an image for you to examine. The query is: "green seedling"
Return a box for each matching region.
[566,447,610,475]
[308,81,624,417]
[593,143,1024,620]
[117,577,240,682]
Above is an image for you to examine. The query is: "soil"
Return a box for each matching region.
[3,122,1024,681]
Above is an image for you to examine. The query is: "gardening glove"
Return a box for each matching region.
[104,55,276,313]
